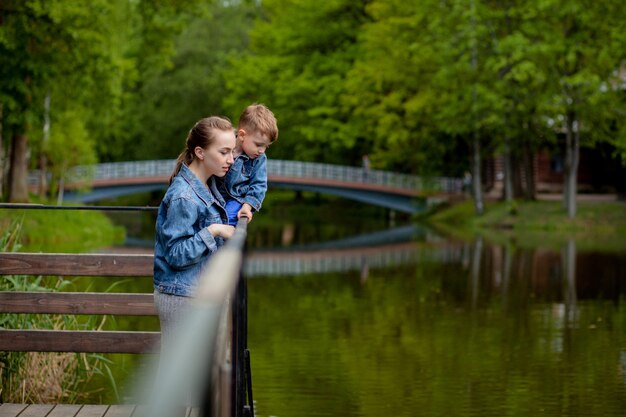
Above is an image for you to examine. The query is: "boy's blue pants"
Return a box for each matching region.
[225,200,242,226]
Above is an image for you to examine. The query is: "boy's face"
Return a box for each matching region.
[239,129,272,159]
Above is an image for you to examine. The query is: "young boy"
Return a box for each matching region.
[218,103,279,225]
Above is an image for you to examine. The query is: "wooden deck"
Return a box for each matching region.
[0,404,199,417]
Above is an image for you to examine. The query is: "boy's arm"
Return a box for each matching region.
[237,203,254,222]
[241,155,268,211]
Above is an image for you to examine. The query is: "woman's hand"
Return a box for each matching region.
[208,223,236,239]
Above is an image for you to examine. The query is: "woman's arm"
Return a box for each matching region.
[161,198,218,269]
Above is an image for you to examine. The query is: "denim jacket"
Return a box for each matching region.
[154,164,228,297]
[217,153,267,211]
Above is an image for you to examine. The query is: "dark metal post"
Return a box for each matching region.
[244,348,254,417]
[231,224,253,417]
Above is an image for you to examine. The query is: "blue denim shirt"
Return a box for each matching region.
[154,164,228,297]
[217,153,267,211]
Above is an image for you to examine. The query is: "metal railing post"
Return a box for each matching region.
[231,235,252,417]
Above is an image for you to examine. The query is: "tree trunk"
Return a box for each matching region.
[57,175,65,205]
[8,133,29,203]
[562,132,570,211]
[469,0,483,215]
[563,112,579,218]
[39,93,51,198]
[522,138,535,200]
[472,132,484,215]
[503,136,513,202]
[570,120,580,217]
[512,156,524,198]
[0,104,4,199]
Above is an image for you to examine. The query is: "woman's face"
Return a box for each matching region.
[201,129,236,178]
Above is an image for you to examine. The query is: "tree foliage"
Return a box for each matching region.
[0,0,127,200]
[1,0,625,211]
[222,0,370,164]
[125,1,260,160]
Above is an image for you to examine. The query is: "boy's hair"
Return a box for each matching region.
[239,103,279,142]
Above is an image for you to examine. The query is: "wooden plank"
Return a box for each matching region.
[19,404,55,417]
[0,403,28,417]
[0,253,153,277]
[46,404,82,417]
[0,292,156,316]
[75,405,109,417]
[0,330,160,354]
[129,405,149,417]
[102,405,135,417]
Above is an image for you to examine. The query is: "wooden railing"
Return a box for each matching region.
[0,252,157,353]
[0,206,253,417]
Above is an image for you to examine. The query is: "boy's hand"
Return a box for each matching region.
[208,224,236,239]
[238,204,254,223]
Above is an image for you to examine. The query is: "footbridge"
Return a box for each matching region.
[29,160,463,213]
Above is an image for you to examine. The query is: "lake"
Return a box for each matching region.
[242,220,626,417]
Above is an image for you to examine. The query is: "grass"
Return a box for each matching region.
[426,199,626,252]
[0,206,125,252]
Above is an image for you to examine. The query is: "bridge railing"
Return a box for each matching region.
[28,159,463,193]
[268,160,463,192]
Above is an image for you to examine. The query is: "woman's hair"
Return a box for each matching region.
[169,116,233,184]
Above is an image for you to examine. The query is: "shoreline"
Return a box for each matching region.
[424,198,626,252]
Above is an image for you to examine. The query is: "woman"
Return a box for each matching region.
[153,116,236,345]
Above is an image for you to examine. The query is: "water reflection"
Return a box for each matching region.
[245,225,465,277]
[245,232,626,417]
[562,239,578,327]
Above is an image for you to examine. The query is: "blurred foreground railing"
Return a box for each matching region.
[135,215,252,417]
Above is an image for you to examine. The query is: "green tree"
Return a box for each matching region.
[0,0,124,202]
[0,0,210,202]
[46,110,97,203]
[348,0,626,214]
[476,0,565,202]
[349,0,501,213]
[94,0,210,162]
[223,0,370,164]
[126,1,259,160]
[537,0,626,218]
[344,0,450,175]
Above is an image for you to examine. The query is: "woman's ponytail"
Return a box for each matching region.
[169,149,193,184]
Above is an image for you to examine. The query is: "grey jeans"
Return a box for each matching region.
[153,290,192,350]
[152,291,197,407]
